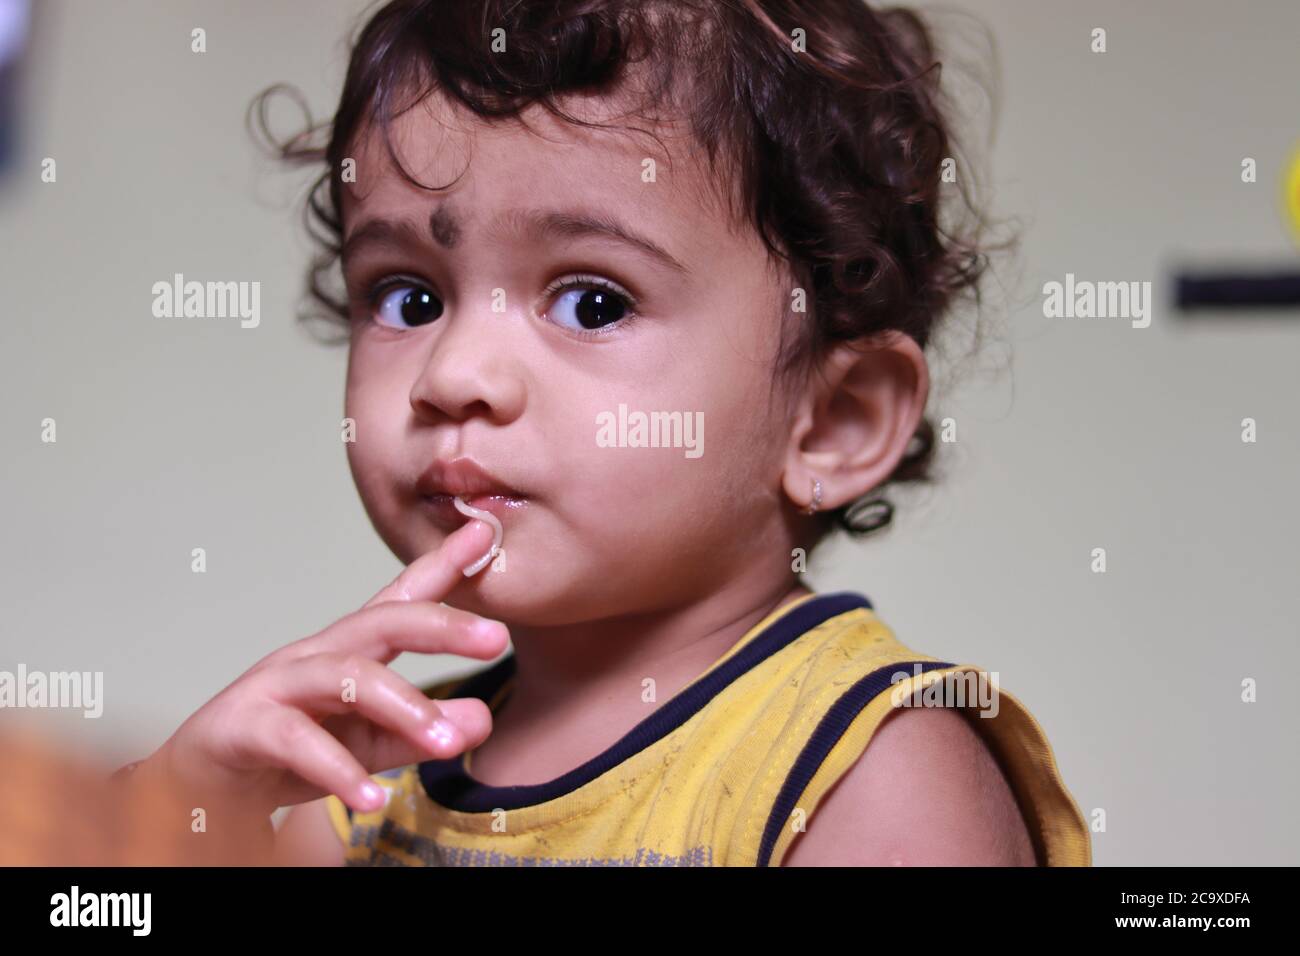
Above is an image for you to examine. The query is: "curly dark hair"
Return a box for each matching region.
[249,0,1006,548]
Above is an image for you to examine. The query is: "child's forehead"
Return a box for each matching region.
[340,91,744,252]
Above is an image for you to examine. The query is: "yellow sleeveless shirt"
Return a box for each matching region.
[324,591,1091,866]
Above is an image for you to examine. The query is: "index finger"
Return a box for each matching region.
[363,519,497,611]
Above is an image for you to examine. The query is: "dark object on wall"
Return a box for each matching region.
[1174,270,1300,311]
[0,0,32,179]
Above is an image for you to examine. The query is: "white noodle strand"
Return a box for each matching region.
[452,496,504,576]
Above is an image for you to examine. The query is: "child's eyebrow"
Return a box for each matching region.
[341,206,691,277]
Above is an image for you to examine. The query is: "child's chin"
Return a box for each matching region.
[444,577,597,629]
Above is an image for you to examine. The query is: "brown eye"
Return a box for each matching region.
[374,284,443,329]
[545,278,634,334]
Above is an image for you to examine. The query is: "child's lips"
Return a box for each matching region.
[416,457,527,529]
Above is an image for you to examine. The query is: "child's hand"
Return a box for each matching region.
[140,519,508,827]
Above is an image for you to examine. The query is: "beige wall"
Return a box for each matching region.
[1,0,1296,864]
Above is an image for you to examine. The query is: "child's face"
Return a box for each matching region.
[340,91,798,625]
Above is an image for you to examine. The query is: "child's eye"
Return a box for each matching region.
[370,280,444,330]
[544,276,636,336]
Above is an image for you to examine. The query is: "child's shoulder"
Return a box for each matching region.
[765,594,1093,866]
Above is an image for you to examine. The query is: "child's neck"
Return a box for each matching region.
[464,579,813,788]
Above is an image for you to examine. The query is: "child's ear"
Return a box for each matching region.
[781,330,929,513]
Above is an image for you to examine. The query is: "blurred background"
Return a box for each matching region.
[1,0,1296,865]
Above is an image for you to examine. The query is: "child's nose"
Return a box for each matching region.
[406,308,527,425]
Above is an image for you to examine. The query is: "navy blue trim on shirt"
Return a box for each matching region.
[755,658,956,867]
[417,591,874,813]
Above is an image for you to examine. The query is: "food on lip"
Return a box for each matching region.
[453,496,504,577]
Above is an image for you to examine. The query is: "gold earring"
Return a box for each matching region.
[804,477,823,515]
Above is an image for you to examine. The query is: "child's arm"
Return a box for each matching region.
[781,705,1036,866]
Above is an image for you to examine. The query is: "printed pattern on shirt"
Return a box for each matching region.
[344,817,714,867]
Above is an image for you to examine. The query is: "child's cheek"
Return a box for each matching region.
[343,377,406,503]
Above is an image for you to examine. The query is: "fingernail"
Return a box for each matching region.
[359,781,387,809]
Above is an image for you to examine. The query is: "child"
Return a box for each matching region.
[129,0,1090,866]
